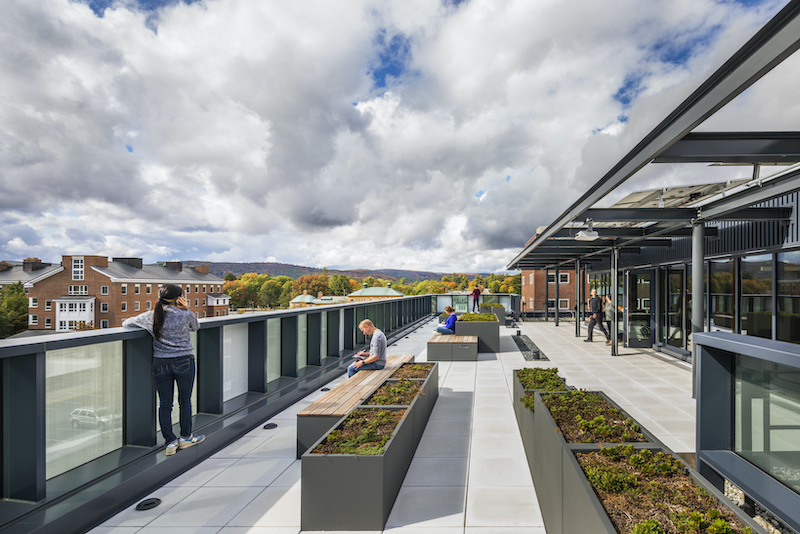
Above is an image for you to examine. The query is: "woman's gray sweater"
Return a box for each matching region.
[122,306,199,359]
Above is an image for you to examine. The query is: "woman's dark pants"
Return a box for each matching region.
[152,357,195,444]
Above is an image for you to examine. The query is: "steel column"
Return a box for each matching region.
[544,269,549,322]
[692,221,705,397]
[611,249,619,356]
[575,260,581,337]
[554,267,560,326]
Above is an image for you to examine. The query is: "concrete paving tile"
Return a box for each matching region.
[471,416,518,436]
[468,457,533,487]
[242,433,296,457]
[470,435,525,459]
[415,435,471,457]
[471,385,508,396]
[149,487,264,527]
[218,528,300,534]
[270,459,300,486]
[134,528,222,534]
[86,527,145,534]
[228,484,301,527]
[422,418,473,436]
[403,457,469,486]
[165,458,238,487]
[386,486,466,528]
[472,405,514,421]
[384,527,464,534]
[430,404,473,420]
[435,391,475,405]
[472,394,510,407]
[203,457,294,487]
[650,418,694,435]
[210,436,268,459]
[465,486,542,527]
[465,528,546,534]
[101,485,200,527]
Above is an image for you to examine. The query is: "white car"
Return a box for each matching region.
[69,407,116,430]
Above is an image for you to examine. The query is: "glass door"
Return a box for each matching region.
[627,270,654,348]
[665,267,685,350]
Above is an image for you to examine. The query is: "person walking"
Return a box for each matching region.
[435,306,457,335]
[348,319,387,377]
[604,294,617,346]
[123,284,204,456]
[471,286,482,312]
[584,288,610,344]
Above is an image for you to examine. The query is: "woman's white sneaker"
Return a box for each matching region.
[178,434,205,449]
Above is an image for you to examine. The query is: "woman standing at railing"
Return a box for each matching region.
[123,284,204,456]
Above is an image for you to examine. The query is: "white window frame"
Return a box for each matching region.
[59,303,67,312]
[29,314,38,325]
[146,301,152,310]
[547,299,556,309]
[195,285,199,294]
[68,285,88,295]
[547,273,556,284]
[72,257,84,281]
[101,286,109,295]
[202,285,207,293]
[45,300,51,311]
[121,302,127,312]
[29,297,38,308]
[194,299,199,307]
[134,302,140,311]
[100,320,109,328]
[121,285,127,295]
[45,317,51,328]
[558,298,570,310]
[59,321,67,330]
[101,302,108,313]
[79,303,86,312]
[146,285,151,294]
[134,285,140,295]
[186,285,191,294]
[529,298,533,309]
[202,298,206,306]
[559,272,570,284]
[529,273,534,284]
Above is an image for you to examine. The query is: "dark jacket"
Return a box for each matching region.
[589,296,603,317]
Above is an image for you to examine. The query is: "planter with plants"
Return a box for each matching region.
[455,312,500,352]
[531,390,663,534]
[301,407,413,531]
[480,302,506,323]
[563,444,765,534]
[513,367,570,470]
[388,363,439,429]
[361,371,438,447]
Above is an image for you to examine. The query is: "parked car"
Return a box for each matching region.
[69,407,117,430]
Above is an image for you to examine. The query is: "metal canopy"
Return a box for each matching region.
[507,0,800,271]
[577,207,792,223]
[653,132,800,164]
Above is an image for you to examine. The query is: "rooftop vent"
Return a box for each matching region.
[23,258,45,271]
[164,261,183,272]
[113,258,143,269]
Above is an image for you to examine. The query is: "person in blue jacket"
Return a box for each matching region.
[435,306,458,335]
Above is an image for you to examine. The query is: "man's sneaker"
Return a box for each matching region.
[179,433,205,449]
[165,440,179,456]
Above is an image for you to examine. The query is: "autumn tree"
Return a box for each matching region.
[223,272,236,281]
[279,280,294,308]
[328,274,352,296]
[292,274,330,298]
[259,279,284,308]
[0,282,28,338]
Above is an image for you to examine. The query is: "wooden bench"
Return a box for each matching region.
[427,335,478,361]
[296,354,414,457]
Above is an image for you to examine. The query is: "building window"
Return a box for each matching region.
[79,303,86,312]
[559,298,570,310]
[29,314,38,325]
[741,254,772,340]
[72,257,84,280]
[68,303,77,312]
[195,285,199,294]
[202,298,206,306]
[202,311,206,317]
[146,301,152,310]
[547,273,556,283]
[195,299,199,307]
[45,317,51,328]
[559,273,570,284]
[186,285,191,294]
[547,299,556,309]
[217,285,221,292]
[45,300,51,311]
[69,285,88,295]
[134,302,140,311]
[202,285,206,293]
[216,311,220,316]
[121,285,127,295]
[59,321,66,330]
[530,274,534,284]
[146,285,151,294]
[100,320,108,328]
[101,286,109,295]
[134,285,140,295]
[121,302,127,312]
[101,302,108,313]
[521,276,524,286]
[59,302,67,312]
[710,259,734,333]
[29,297,38,307]
[529,298,533,309]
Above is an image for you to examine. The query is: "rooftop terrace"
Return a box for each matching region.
[86,318,695,534]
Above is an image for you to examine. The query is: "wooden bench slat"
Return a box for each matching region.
[297,354,414,417]
[429,335,477,344]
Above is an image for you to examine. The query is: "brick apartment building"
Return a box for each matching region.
[520,268,589,317]
[21,256,231,332]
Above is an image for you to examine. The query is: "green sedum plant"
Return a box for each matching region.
[458,312,498,322]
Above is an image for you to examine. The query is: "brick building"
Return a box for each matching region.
[24,256,231,332]
[520,268,588,317]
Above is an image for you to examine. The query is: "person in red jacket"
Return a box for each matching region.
[471,286,482,312]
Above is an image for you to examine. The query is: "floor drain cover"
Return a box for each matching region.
[321,387,331,392]
[263,423,278,430]
[136,498,161,511]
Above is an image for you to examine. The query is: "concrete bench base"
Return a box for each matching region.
[427,335,478,361]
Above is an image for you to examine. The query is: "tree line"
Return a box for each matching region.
[221,271,522,309]
[0,282,28,338]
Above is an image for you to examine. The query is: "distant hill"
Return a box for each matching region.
[183,261,487,283]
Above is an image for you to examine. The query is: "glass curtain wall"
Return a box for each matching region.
[664,267,685,350]
[710,259,735,332]
[741,254,773,340]
[778,251,800,344]
[735,353,800,494]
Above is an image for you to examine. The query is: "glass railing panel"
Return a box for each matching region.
[267,317,281,381]
[46,341,123,479]
[297,314,308,370]
[321,312,328,360]
[223,323,249,402]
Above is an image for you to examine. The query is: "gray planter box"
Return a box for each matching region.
[301,407,413,531]
[480,305,505,324]
[455,320,499,353]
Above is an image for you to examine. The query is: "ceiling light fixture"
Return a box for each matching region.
[575,219,599,241]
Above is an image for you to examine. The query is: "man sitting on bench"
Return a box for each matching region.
[348,319,387,377]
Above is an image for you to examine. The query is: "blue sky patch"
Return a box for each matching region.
[126,145,134,153]
[78,0,200,17]
[650,25,721,66]
[613,74,644,107]
[475,189,485,198]
[370,30,412,88]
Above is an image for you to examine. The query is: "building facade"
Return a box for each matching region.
[520,268,587,317]
[25,256,231,332]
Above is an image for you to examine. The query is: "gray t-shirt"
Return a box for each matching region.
[122,306,199,359]
[369,329,387,368]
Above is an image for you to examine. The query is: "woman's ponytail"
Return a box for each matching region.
[152,284,183,341]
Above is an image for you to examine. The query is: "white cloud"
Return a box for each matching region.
[0,0,794,273]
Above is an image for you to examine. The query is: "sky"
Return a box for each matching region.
[1,0,798,273]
